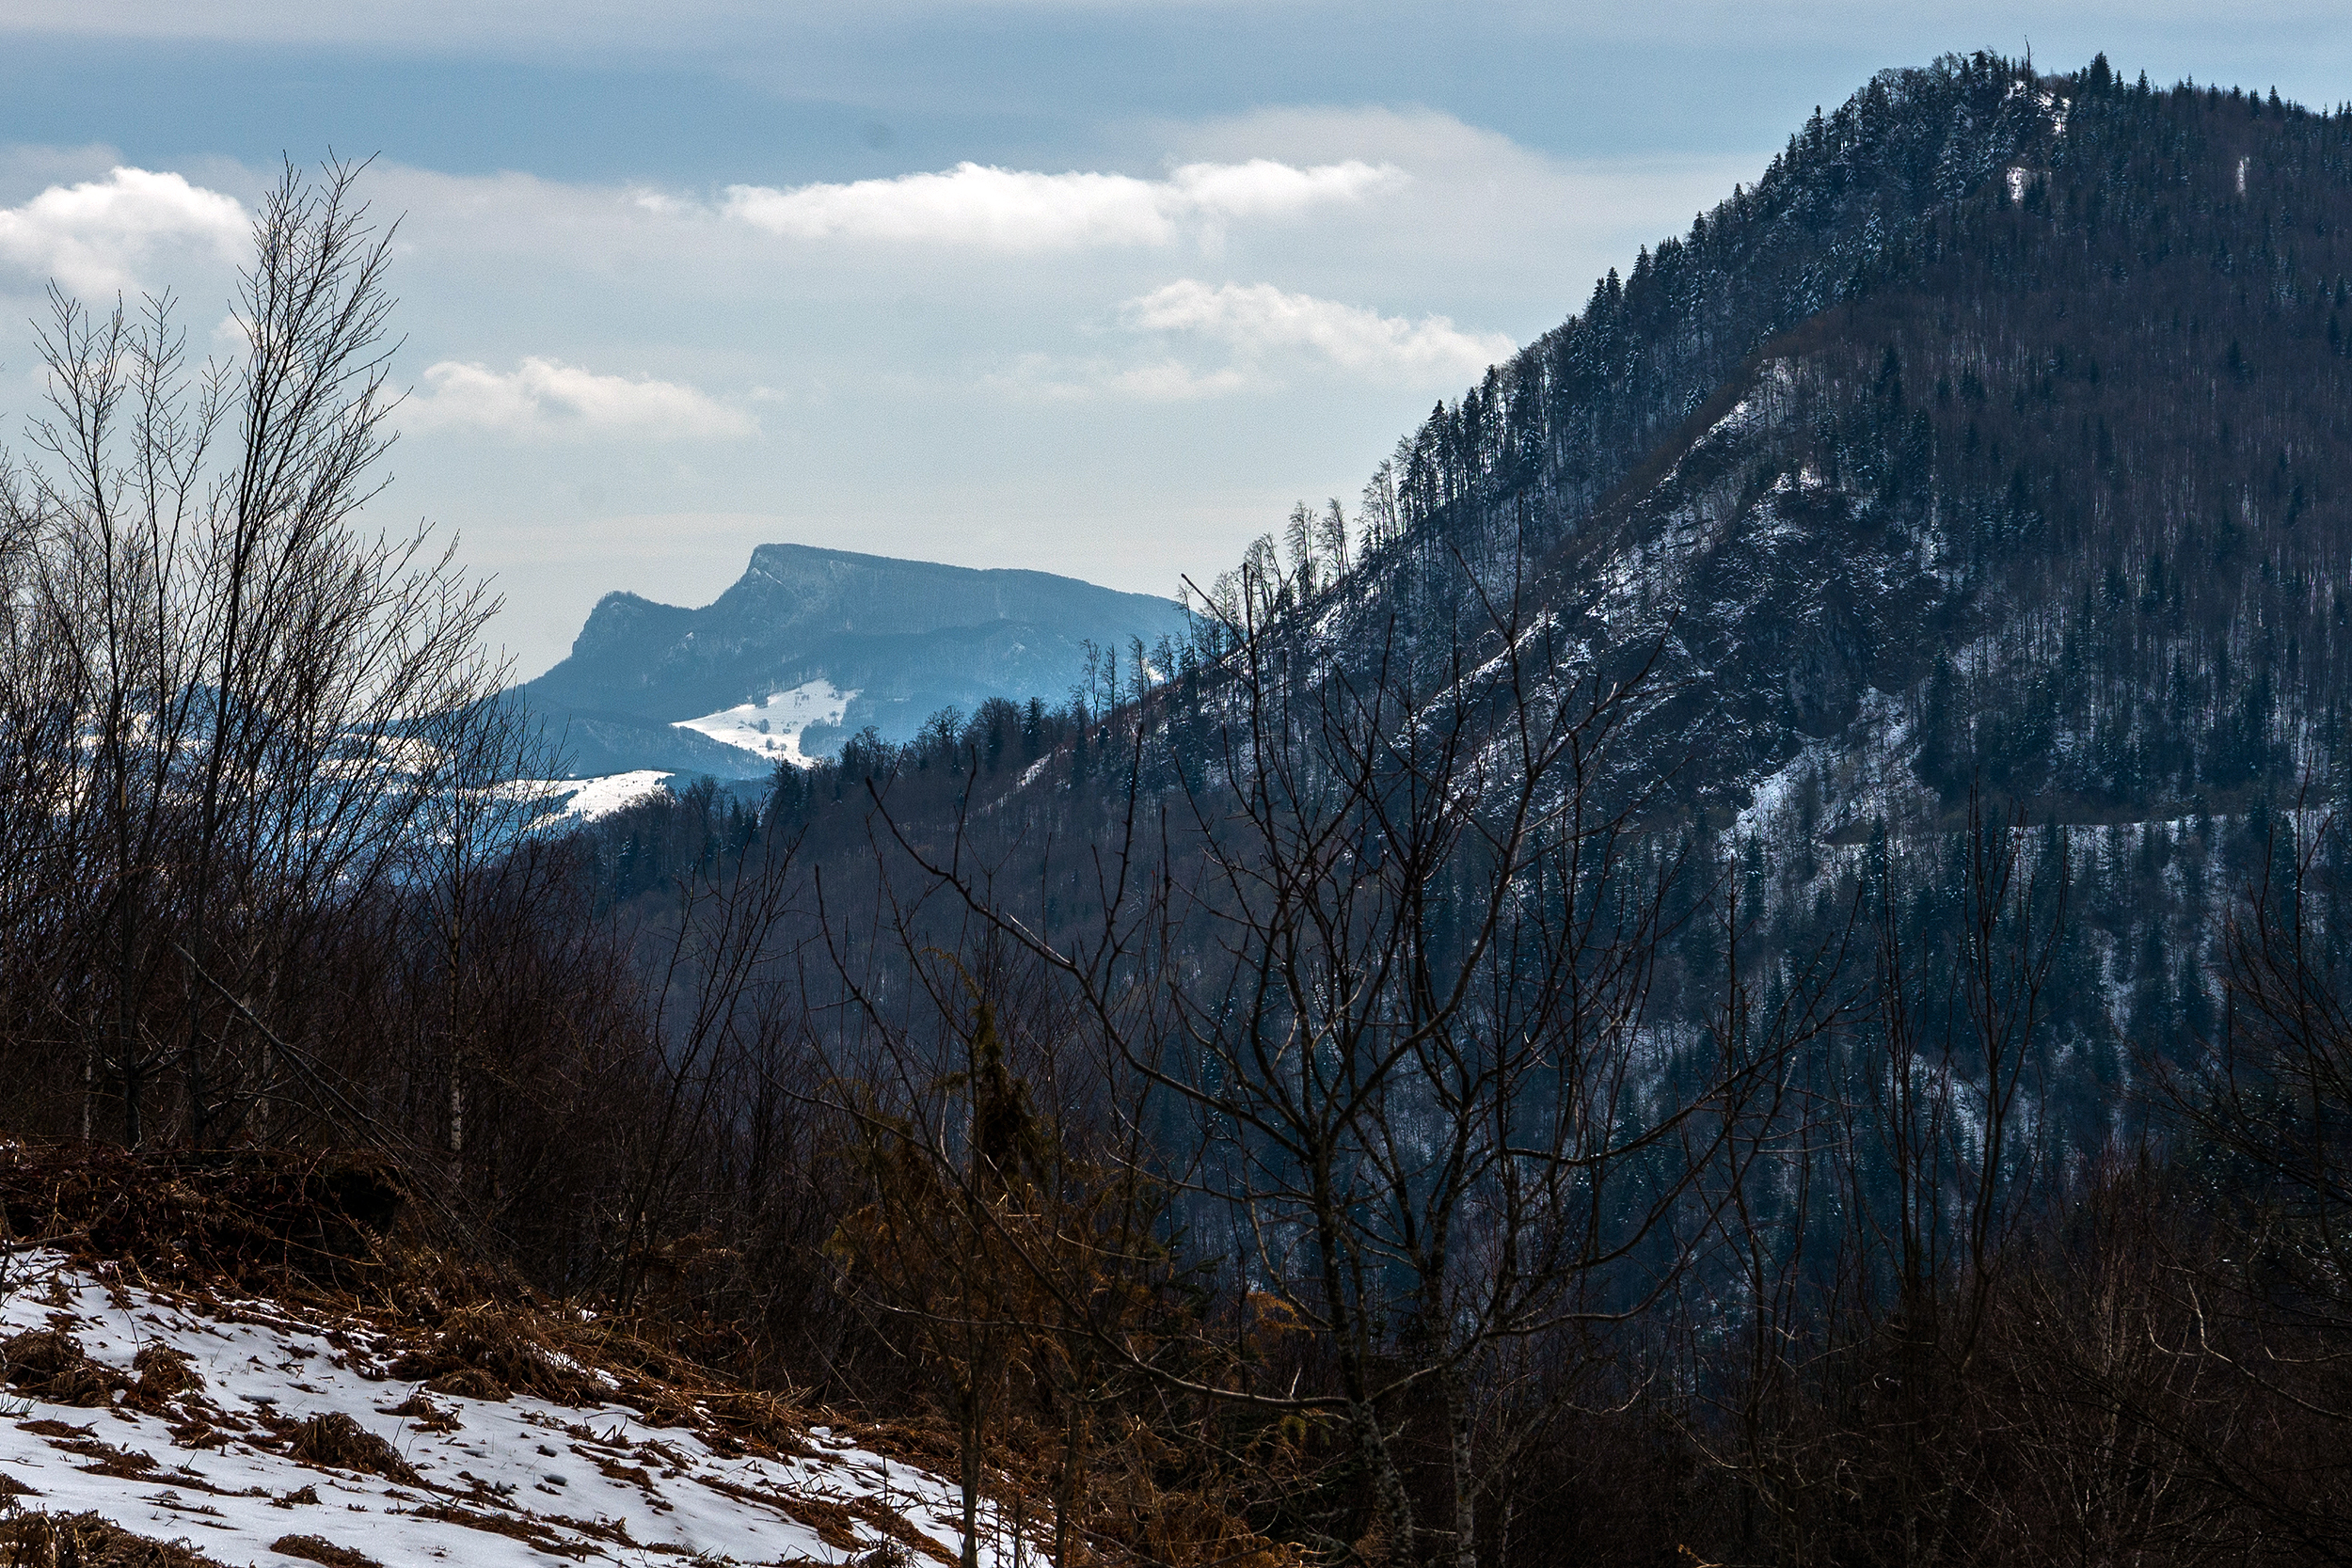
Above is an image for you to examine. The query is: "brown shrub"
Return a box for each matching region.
[268,1535,383,1568]
[0,1511,228,1568]
[381,1393,460,1433]
[127,1346,199,1410]
[1,1331,126,1408]
[0,1147,403,1291]
[386,1304,600,1405]
[419,1369,509,1402]
[287,1412,422,1486]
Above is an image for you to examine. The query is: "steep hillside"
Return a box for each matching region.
[0,1149,1084,1568]
[1309,56,2352,836]
[1517,62,2352,830]
[525,544,1187,774]
[838,54,2352,1102]
[12,61,2352,1568]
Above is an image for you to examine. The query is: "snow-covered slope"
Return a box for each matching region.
[495,771,675,826]
[673,681,855,770]
[0,1250,1019,1567]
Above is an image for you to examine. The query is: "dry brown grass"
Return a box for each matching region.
[286,1413,421,1487]
[0,1147,403,1295]
[266,1535,382,1568]
[0,1510,229,1568]
[379,1393,459,1433]
[405,1502,593,1560]
[0,1333,126,1409]
[1,1145,1292,1568]
[386,1303,604,1406]
[124,1348,198,1413]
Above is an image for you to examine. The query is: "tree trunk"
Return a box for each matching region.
[1315,1178,1414,1563]
[958,1378,983,1568]
[1055,1402,1086,1568]
[1443,1361,1476,1568]
[1343,1381,1415,1567]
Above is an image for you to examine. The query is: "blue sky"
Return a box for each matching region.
[2,1,2346,675]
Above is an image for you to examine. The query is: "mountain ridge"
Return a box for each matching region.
[524,541,1189,775]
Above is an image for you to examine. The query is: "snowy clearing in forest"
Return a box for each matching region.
[675,682,856,769]
[500,770,675,823]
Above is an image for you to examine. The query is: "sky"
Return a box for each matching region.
[2,2,2348,677]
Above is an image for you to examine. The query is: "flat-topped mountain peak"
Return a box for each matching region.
[525,543,1186,776]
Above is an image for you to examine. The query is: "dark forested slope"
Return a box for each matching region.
[1354,56,2352,835]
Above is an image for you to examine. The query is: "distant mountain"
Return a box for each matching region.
[524,544,1188,777]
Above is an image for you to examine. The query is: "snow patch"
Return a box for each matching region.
[0,1251,1029,1567]
[674,680,855,768]
[501,770,674,823]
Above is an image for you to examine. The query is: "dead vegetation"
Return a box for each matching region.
[0,1333,125,1409]
[126,1348,199,1408]
[380,1393,459,1433]
[286,1413,421,1487]
[266,1534,382,1568]
[0,1510,229,1568]
[0,1147,403,1295]
[386,1303,605,1405]
[0,1138,1286,1567]
[405,1501,595,1560]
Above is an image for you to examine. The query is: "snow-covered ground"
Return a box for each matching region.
[542,771,675,822]
[496,771,675,825]
[675,683,855,769]
[0,1250,1020,1567]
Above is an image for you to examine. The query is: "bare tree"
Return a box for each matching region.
[0,158,508,1148]
[870,555,1768,1566]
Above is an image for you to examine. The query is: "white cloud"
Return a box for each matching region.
[720,158,1399,250]
[404,356,755,440]
[1123,279,1514,383]
[0,117,1761,675]
[990,275,1508,400]
[0,166,246,294]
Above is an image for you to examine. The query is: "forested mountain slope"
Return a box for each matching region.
[1341,55,2352,837]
